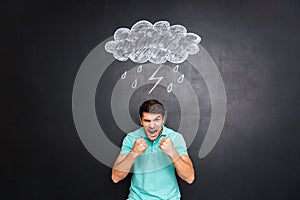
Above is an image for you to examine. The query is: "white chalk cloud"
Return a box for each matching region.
[105,20,201,64]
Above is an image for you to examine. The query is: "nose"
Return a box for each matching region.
[149,121,155,129]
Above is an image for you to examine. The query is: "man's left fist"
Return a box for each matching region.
[159,137,175,156]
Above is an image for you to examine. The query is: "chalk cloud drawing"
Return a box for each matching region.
[105,20,201,64]
[107,20,195,95]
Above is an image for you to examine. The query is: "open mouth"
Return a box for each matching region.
[148,130,157,137]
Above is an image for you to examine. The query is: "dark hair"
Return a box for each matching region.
[139,99,166,118]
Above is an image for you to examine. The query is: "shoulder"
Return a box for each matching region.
[124,127,144,140]
[164,126,188,155]
[163,126,184,140]
[120,127,144,151]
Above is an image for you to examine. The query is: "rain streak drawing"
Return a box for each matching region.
[120,64,185,94]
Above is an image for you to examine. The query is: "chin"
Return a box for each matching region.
[147,134,158,141]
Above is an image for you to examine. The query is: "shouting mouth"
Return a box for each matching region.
[148,130,158,138]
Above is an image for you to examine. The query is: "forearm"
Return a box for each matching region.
[169,151,195,184]
[112,151,138,183]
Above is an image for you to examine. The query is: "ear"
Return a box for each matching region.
[140,117,143,126]
[163,113,167,124]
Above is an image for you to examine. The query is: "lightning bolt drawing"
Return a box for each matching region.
[148,65,163,94]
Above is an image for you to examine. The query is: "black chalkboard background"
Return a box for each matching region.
[9,0,300,199]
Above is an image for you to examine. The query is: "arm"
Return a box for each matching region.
[169,152,195,184]
[111,138,147,183]
[111,152,138,183]
[159,137,195,184]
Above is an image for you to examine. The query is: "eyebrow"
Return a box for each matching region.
[143,116,161,121]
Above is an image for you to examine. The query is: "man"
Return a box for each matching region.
[112,99,195,200]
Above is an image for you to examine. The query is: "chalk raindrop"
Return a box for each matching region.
[167,83,173,93]
[177,74,184,83]
[132,79,137,88]
[121,71,127,79]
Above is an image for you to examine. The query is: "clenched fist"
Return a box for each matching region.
[131,138,148,156]
[159,137,176,157]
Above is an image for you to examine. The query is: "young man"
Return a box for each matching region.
[112,99,195,200]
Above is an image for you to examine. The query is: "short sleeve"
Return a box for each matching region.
[120,135,133,155]
[173,134,188,156]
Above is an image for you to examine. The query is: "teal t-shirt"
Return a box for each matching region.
[120,126,188,200]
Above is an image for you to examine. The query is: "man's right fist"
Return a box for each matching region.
[131,138,148,156]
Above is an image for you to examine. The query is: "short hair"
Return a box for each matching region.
[139,99,166,118]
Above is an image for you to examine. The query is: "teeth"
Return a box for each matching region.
[149,130,156,135]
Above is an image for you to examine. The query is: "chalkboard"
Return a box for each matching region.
[10,0,300,199]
